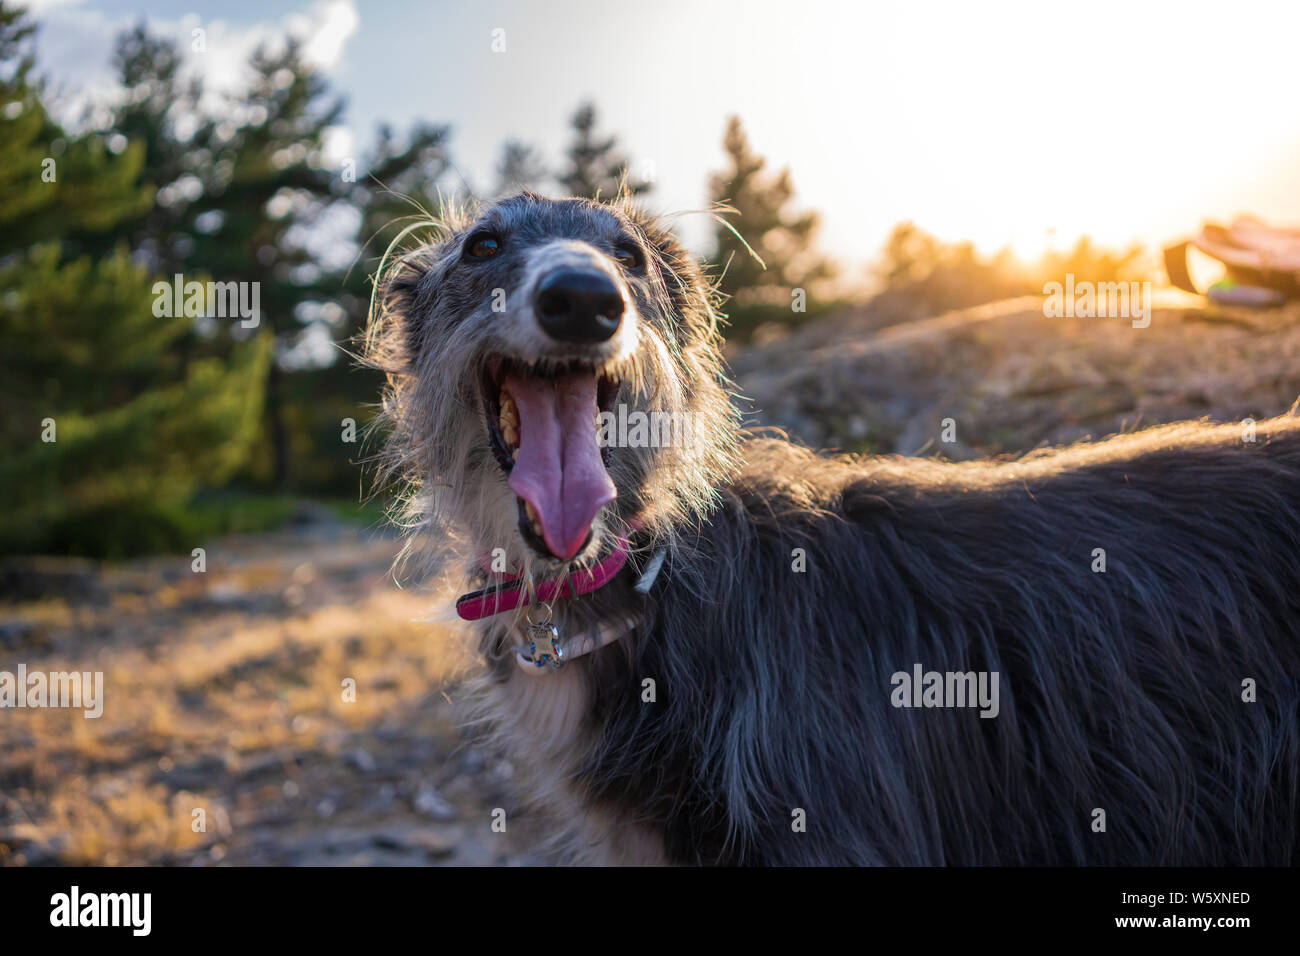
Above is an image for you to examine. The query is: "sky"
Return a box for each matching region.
[18,0,1300,276]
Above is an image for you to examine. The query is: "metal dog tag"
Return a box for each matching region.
[523,622,565,670]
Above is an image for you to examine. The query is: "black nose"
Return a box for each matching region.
[534,269,624,343]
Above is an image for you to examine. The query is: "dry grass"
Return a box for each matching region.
[0,523,524,866]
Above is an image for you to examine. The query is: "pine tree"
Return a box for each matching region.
[0,7,147,254]
[295,121,455,495]
[108,21,215,276]
[707,116,833,330]
[177,38,344,487]
[108,22,470,497]
[495,138,546,196]
[109,27,450,494]
[0,1,270,557]
[345,121,453,272]
[557,102,650,200]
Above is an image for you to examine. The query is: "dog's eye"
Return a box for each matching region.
[613,244,643,270]
[466,233,502,259]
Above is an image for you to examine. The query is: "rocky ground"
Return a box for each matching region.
[0,512,540,866]
[730,291,1300,457]
[5,290,1300,866]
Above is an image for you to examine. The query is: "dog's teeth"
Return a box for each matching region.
[498,390,519,450]
[523,501,543,536]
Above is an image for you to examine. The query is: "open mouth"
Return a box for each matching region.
[482,356,621,561]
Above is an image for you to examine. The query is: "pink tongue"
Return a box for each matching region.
[505,371,616,560]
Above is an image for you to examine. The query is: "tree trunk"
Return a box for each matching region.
[266,360,290,488]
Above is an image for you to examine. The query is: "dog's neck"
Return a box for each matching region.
[453,537,633,620]
[454,532,666,674]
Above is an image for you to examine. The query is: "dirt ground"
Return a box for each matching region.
[0,515,541,866]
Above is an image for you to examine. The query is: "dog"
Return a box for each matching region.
[365,192,1300,865]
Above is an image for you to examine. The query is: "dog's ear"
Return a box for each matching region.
[626,209,720,341]
[366,247,435,374]
[367,203,477,370]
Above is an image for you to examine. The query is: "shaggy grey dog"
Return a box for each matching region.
[366,192,1300,865]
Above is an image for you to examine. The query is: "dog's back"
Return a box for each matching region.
[584,414,1300,864]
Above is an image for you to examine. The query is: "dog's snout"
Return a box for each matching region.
[534,269,624,344]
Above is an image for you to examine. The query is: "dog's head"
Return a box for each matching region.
[367,192,739,578]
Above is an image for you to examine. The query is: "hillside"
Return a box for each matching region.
[730,292,1300,458]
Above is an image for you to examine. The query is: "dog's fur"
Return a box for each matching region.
[366,192,1300,865]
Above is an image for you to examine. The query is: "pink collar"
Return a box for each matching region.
[455,537,632,621]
